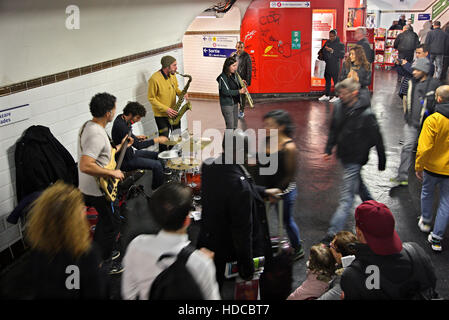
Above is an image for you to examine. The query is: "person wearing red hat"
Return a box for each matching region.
[340,200,438,300]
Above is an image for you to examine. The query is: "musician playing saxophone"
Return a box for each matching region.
[217,56,247,130]
[148,56,188,151]
[231,41,252,119]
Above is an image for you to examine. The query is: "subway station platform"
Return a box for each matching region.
[1,69,448,299]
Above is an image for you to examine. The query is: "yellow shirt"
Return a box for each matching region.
[415,112,449,175]
[147,70,181,117]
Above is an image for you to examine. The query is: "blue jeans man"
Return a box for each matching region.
[121,150,164,190]
[420,172,449,241]
[327,163,373,236]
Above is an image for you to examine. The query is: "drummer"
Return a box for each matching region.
[112,101,169,190]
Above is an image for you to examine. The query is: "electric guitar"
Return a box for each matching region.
[98,125,133,202]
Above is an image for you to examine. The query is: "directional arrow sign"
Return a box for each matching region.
[270,1,310,8]
[292,31,301,49]
[203,47,236,58]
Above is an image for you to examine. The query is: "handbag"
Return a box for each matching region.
[313,59,326,78]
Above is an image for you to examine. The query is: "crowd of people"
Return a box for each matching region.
[12,22,449,301]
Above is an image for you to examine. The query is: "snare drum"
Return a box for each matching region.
[181,171,201,195]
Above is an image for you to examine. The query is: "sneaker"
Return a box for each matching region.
[418,217,432,233]
[318,95,330,101]
[329,96,339,103]
[238,111,245,119]
[428,234,442,252]
[111,250,120,261]
[293,246,305,261]
[109,260,125,275]
[389,177,408,186]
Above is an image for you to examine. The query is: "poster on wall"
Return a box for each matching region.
[0,104,30,127]
[311,9,336,87]
[202,35,239,58]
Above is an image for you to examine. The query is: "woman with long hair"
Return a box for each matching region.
[216,56,247,129]
[26,181,107,299]
[340,45,372,90]
[259,109,304,260]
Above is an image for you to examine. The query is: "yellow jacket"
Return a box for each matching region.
[148,70,181,117]
[415,107,449,175]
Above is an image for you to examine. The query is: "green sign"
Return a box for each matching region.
[410,14,414,24]
[432,0,449,19]
[292,31,301,50]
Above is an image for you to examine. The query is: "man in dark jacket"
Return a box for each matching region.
[340,200,438,300]
[398,15,407,28]
[232,41,252,119]
[390,58,440,186]
[395,44,434,100]
[322,78,386,242]
[197,130,279,293]
[426,21,449,79]
[394,25,419,63]
[318,30,345,102]
[389,21,403,31]
[355,27,374,64]
[111,101,168,190]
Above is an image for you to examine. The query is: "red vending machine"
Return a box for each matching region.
[240,0,346,94]
[345,27,375,92]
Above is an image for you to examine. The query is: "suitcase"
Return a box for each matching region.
[259,199,294,300]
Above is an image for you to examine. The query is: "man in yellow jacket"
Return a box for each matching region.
[415,85,449,252]
[148,56,187,151]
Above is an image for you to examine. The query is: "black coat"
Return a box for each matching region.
[357,38,374,63]
[319,37,345,73]
[14,125,78,202]
[197,156,272,284]
[325,90,386,169]
[425,28,449,55]
[235,51,252,86]
[340,62,372,88]
[341,243,437,300]
[394,30,419,52]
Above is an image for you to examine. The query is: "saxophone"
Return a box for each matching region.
[236,71,254,109]
[169,72,192,126]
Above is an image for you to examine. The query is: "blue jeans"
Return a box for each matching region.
[420,171,449,240]
[397,124,419,181]
[327,163,373,236]
[121,150,164,190]
[280,187,302,249]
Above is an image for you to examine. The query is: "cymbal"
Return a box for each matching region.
[161,137,182,146]
[158,150,179,160]
[166,157,201,170]
[184,137,213,151]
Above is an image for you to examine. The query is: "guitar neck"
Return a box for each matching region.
[115,127,133,170]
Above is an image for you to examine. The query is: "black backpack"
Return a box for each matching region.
[148,244,204,300]
[352,242,440,300]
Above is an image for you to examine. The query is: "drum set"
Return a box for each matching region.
[158,134,212,200]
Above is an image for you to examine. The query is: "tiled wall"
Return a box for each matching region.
[0,48,187,252]
[182,6,241,96]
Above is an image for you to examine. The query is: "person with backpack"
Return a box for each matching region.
[415,85,449,252]
[390,58,440,186]
[394,25,419,63]
[340,200,438,300]
[121,182,220,300]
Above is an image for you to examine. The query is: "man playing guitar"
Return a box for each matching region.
[78,92,133,274]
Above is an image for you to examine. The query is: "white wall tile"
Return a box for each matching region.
[0,50,183,250]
